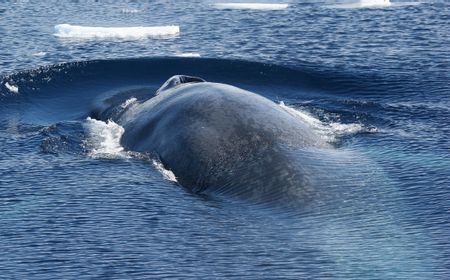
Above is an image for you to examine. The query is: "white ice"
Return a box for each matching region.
[212,3,289,10]
[54,24,180,39]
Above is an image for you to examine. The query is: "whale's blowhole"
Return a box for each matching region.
[156,75,206,95]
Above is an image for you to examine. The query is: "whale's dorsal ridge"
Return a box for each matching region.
[156,75,206,94]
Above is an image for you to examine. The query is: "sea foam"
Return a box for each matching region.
[83,117,178,182]
[152,160,178,182]
[213,3,289,10]
[4,82,19,94]
[120,97,138,109]
[54,24,180,39]
[83,117,128,159]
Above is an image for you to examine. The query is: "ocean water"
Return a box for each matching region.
[0,0,449,279]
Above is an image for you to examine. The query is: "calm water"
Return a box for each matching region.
[1,0,449,279]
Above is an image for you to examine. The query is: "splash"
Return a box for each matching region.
[152,160,178,182]
[120,97,138,109]
[54,24,180,40]
[212,3,289,10]
[279,101,375,143]
[83,117,178,182]
[4,82,19,94]
[83,117,128,159]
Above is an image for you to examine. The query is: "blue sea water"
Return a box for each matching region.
[0,0,449,279]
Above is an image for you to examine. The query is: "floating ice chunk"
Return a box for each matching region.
[4,82,19,94]
[54,24,180,39]
[213,3,289,10]
[176,52,201,58]
[359,0,391,7]
[329,0,393,9]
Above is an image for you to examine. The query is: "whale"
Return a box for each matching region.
[91,75,330,205]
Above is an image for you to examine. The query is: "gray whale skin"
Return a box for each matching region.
[92,75,328,205]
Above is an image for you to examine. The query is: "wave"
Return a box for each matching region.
[0,57,378,100]
[0,57,399,144]
[54,24,180,40]
[212,3,289,10]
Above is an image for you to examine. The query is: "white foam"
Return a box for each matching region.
[32,51,47,57]
[4,82,19,94]
[121,8,141,13]
[279,101,374,143]
[120,97,138,109]
[213,3,289,10]
[83,117,128,159]
[54,24,180,39]
[83,117,178,182]
[152,160,178,182]
[176,52,201,58]
[329,122,369,134]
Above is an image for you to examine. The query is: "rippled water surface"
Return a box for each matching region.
[0,0,449,279]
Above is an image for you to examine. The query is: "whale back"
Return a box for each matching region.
[115,81,328,204]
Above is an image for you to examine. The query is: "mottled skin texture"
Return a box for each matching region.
[93,76,328,205]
